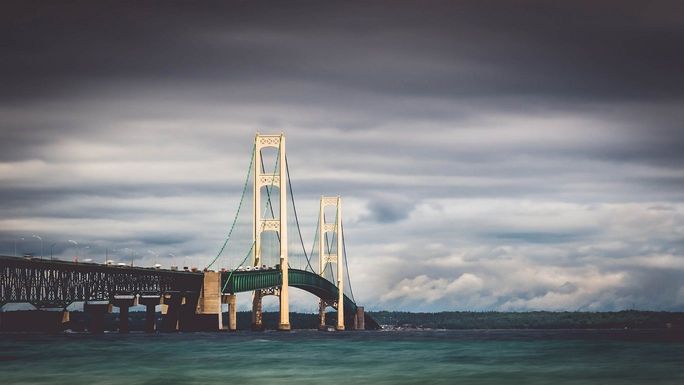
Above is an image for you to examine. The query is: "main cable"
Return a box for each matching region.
[286,155,315,272]
[206,144,255,269]
[341,219,355,302]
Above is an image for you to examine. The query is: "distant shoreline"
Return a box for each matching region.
[368,310,684,330]
[2,309,682,332]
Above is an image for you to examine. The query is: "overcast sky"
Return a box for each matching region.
[2,1,683,312]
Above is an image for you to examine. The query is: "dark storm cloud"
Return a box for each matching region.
[2,1,684,103]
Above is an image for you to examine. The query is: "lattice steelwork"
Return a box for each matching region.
[0,255,202,308]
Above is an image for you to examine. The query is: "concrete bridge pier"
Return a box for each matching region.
[84,302,111,334]
[318,300,327,331]
[353,306,365,330]
[179,291,200,331]
[226,294,237,332]
[251,290,264,331]
[138,295,161,333]
[111,295,136,333]
[160,292,182,332]
[61,309,70,325]
[198,272,223,331]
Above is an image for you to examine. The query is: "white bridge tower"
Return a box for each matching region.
[252,133,290,331]
[318,196,345,331]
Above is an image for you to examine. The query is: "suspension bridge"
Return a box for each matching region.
[0,133,378,332]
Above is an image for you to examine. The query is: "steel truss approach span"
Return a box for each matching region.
[0,255,201,308]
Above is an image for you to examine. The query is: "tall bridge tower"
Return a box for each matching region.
[252,133,290,331]
[318,196,345,331]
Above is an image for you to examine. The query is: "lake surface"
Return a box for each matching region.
[1,329,683,384]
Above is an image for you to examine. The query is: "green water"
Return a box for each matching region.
[1,330,682,384]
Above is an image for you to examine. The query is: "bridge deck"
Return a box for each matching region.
[0,255,202,307]
[1,255,378,329]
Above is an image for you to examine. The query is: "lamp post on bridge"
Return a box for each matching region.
[68,240,79,261]
[14,237,24,257]
[50,242,58,260]
[121,247,136,266]
[31,234,43,259]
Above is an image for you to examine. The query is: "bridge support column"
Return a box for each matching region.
[278,261,290,331]
[318,300,327,330]
[226,294,237,332]
[84,302,111,334]
[354,306,365,330]
[61,309,70,325]
[179,291,200,332]
[336,280,345,331]
[139,296,160,333]
[160,292,182,332]
[251,291,264,331]
[198,272,223,331]
[112,296,136,333]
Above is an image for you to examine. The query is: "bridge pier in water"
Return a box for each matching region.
[197,272,242,332]
[0,308,69,332]
[197,271,225,331]
[226,294,237,331]
[318,300,327,331]
[354,306,365,330]
[84,302,111,334]
[251,290,264,331]
[160,292,182,332]
[139,295,161,333]
[179,291,200,331]
[111,295,136,333]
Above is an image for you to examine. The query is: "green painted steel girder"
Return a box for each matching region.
[222,268,357,313]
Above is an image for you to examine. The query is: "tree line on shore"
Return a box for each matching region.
[368,310,684,329]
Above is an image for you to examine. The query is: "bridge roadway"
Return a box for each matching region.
[0,255,378,331]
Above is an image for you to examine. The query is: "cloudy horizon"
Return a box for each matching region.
[1,1,683,312]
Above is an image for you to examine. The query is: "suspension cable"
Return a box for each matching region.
[308,215,320,273]
[341,219,355,302]
[206,144,255,269]
[285,155,315,272]
[221,241,255,294]
[222,142,282,292]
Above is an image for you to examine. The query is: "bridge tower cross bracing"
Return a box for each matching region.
[252,133,290,331]
[318,195,345,331]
